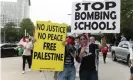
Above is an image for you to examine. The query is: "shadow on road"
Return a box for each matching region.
[114,60,129,67]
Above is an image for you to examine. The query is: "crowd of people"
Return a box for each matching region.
[53,32,107,80]
[18,32,133,80]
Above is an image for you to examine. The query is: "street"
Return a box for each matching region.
[1,54,130,80]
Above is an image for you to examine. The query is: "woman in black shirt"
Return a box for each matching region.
[78,33,106,80]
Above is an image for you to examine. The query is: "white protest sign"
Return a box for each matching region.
[71,0,120,33]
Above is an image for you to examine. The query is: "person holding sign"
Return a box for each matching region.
[77,33,106,80]
[57,36,77,80]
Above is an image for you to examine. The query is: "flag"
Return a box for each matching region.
[17,37,26,46]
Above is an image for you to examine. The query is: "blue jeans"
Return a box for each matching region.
[79,70,98,80]
[57,65,76,80]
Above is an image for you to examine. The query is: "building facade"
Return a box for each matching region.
[0,0,31,28]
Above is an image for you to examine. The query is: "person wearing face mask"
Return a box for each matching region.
[121,34,127,42]
[22,36,33,74]
[57,36,77,80]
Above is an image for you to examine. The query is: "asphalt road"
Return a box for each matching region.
[1,54,130,80]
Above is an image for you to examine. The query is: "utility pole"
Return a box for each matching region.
[25,29,26,36]
[4,28,6,43]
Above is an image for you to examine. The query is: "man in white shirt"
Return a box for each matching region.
[22,36,33,74]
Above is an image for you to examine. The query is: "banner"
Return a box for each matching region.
[71,0,120,33]
[32,21,67,71]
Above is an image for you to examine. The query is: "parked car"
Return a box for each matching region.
[111,41,133,67]
[0,43,18,58]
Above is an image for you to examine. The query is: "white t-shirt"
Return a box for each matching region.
[23,42,33,56]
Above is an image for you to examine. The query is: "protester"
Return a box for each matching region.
[75,36,80,51]
[29,37,34,66]
[22,36,33,74]
[57,36,77,80]
[77,33,106,80]
[90,36,95,44]
[121,34,127,41]
[74,36,81,78]
[101,46,108,63]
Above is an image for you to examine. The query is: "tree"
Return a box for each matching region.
[121,0,133,40]
[2,22,18,42]
[67,26,71,32]
[106,0,133,43]
[19,18,34,37]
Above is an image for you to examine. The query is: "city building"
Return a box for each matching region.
[0,0,31,28]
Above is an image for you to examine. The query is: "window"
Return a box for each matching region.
[2,44,11,48]
[118,42,124,47]
[10,44,17,47]
[122,44,129,49]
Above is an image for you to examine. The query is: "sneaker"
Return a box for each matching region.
[28,69,31,71]
[22,71,25,74]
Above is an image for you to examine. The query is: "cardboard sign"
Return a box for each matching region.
[71,0,120,33]
[32,21,67,71]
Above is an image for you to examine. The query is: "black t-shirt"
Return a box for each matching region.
[78,43,99,71]
[64,44,76,65]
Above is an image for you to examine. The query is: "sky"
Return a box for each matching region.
[0,0,104,25]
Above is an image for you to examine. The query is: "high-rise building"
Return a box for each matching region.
[0,0,31,28]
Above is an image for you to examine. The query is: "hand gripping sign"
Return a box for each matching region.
[71,0,120,33]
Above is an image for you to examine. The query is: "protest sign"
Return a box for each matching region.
[71,0,120,33]
[32,21,67,71]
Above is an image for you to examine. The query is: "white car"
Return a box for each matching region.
[111,41,133,67]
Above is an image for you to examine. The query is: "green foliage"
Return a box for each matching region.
[121,0,133,39]
[19,18,34,36]
[3,22,19,42]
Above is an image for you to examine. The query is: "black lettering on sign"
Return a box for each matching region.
[99,22,106,30]
[33,52,64,61]
[87,12,94,20]
[92,2,104,10]
[81,12,87,20]
[103,11,110,20]
[75,12,80,20]
[38,32,46,39]
[75,2,116,11]
[74,22,117,31]
[46,25,65,33]
[34,52,38,59]
[74,22,78,30]
[75,22,84,30]
[79,22,84,30]
[37,52,42,59]
[110,11,116,19]
[85,22,91,30]
[91,22,98,30]
[112,22,116,30]
[37,23,45,30]
[48,34,63,41]
[95,12,100,20]
[107,22,112,30]
[105,1,116,10]
[75,3,81,11]
[82,3,91,11]
[43,42,56,51]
